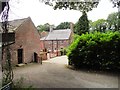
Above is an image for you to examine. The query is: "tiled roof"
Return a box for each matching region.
[40,29,72,40]
[0,17,29,33]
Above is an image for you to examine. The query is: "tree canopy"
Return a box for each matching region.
[44,0,120,11]
[44,1,100,13]
[74,11,89,35]
[55,22,70,30]
[39,0,120,33]
[37,23,50,32]
[90,19,107,32]
[89,12,120,32]
[110,0,120,8]
[37,22,70,32]
[107,12,120,31]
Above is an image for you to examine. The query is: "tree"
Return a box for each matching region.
[74,11,89,35]
[37,23,50,32]
[44,1,100,13]
[107,12,118,31]
[110,0,120,31]
[91,19,107,32]
[110,0,120,8]
[55,22,70,30]
[42,0,100,35]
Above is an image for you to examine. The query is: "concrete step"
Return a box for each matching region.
[16,64,25,67]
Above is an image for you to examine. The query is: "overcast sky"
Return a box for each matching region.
[6,0,118,26]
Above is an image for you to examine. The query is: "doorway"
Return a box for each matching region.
[17,49,23,64]
[34,52,38,63]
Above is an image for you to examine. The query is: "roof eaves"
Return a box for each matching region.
[14,17,29,32]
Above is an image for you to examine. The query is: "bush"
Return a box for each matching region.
[60,48,67,55]
[73,34,80,41]
[67,31,120,70]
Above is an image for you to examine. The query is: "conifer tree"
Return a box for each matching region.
[74,11,89,35]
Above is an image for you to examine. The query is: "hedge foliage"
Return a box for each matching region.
[67,31,120,70]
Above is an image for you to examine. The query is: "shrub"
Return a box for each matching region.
[73,34,80,41]
[67,31,120,70]
[60,48,67,55]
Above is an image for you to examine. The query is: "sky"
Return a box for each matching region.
[2,0,119,26]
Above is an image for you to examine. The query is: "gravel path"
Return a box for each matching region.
[13,56,118,88]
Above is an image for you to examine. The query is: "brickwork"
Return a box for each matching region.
[44,40,70,52]
[40,22,74,52]
[10,17,41,65]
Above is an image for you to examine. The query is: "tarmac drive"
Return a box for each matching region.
[13,56,119,88]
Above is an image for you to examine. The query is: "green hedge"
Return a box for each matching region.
[67,31,120,70]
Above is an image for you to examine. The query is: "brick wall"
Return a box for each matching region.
[10,17,41,65]
[44,39,70,52]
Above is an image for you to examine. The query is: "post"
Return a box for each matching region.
[52,40,53,53]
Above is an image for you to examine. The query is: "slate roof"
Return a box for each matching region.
[0,17,29,33]
[40,29,72,41]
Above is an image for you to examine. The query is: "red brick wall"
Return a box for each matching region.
[10,17,41,65]
[44,39,70,52]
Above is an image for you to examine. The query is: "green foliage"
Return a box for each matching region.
[90,19,107,32]
[67,31,120,70]
[73,34,80,41]
[107,12,120,31]
[74,12,89,35]
[60,48,67,55]
[55,22,70,30]
[90,12,120,32]
[45,1,99,13]
[44,0,119,13]
[37,23,50,32]
[110,0,120,8]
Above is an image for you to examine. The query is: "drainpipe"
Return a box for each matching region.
[56,39,58,56]
[52,40,53,53]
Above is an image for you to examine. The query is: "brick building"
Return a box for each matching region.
[39,31,48,50]
[40,23,74,53]
[0,17,41,65]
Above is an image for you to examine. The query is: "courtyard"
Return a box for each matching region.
[13,56,118,88]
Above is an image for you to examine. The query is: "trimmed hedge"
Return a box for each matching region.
[67,31,120,70]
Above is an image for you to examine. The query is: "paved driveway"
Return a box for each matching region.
[13,56,118,88]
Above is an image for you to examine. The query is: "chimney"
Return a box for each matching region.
[70,22,74,33]
[70,22,74,43]
[50,25,53,32]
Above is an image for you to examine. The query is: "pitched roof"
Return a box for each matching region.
[40,29,72,40]
[0,17,29,33]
